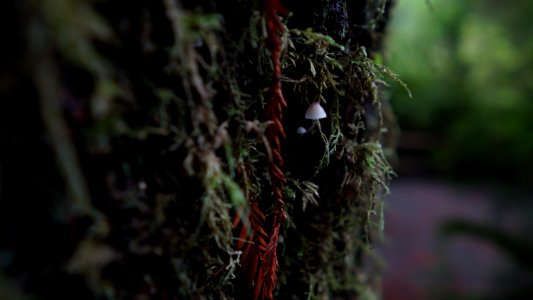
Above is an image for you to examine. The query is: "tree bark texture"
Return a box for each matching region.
[0,0,399,299]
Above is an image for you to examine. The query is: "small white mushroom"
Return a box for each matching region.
[304,102,327,120]
[296,126,307,135]
[138,180,147,191]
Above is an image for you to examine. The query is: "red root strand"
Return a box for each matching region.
[235,1,288,299]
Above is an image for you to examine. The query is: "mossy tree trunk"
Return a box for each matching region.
[0,0,402,299]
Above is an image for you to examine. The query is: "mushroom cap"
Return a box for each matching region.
[304,102,327,120]
[296,126,307,135]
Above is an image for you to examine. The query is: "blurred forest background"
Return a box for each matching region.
[388,0,533,181]
[381,0,533,299]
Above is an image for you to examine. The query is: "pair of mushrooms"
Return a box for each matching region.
[297,102,326,135]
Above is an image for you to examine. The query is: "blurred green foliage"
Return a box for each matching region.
[386,0,533,182]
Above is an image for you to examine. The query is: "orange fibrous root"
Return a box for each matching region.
[235,0,289,299]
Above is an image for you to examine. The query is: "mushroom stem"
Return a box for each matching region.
[307,122,316,132]
[316,121,329,150]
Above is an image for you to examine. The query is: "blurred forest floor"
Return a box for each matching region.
[381,177,533,300]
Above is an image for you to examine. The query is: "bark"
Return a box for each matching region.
[0,0,399,299]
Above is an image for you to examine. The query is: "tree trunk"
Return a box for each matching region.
[0,0,401,299]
